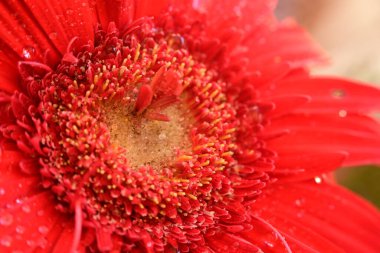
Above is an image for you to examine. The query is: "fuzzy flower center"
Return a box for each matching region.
[104,102,192,169]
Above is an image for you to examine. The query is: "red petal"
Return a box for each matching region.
[135,84,153,113]
[0,2,58,62]
[134,0,170,19]
[51,227,76,253]
[0,192,66,252]
[264,77,380,113]
[253,182,380,253]
[272,152,347,182]
[0,150,42,204]
[21,0,95,54]
[94,0,134,29]
[0,68,19,94]
[238,216,293,253]
[265,95,310,118]
[267,129,380,166]
[247,18,327,68]
[206,232,264,253]
[267,113,380,135]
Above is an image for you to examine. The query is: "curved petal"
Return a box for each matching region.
[271,152,347,182]
[0,191,67,252]
[267,129,380,166]
[263,77,380,113]
[252,182,380,253]
[0,0,96,64]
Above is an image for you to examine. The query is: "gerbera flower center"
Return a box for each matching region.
[13,19,259,251]
[104,102,192,169]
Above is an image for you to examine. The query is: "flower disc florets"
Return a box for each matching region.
[5,18,271,252]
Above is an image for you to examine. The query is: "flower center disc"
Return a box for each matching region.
[104,102,192,169]
[29,20,243,251]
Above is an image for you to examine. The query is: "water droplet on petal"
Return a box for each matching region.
[15,198,23,204]
[48,32,58,40]
[15,226,25,234]
[314,177,322,184]
[37,237,48,249]
[22,205,31,213]
[0,213,13,226]
[38,226,49,235]
[37,210,45,217]
[192,0,200,9]
[168,34,186,49]
[66,9,74,15]
[146,241,153,248]
[331,89,345,99]
[26,240,35,247]
[294,198,304,207]
[22,46,36,60]
[296,210,305,218]
[0,235,12,247]
[0,188,5,196]
[338,110,347,118]
[264,241,274,248]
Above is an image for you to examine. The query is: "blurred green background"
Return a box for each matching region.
[337,167,380,207]
[277,0,380,208]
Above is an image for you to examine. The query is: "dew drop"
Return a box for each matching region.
[22,205,31,213]
[146,241,153,248]
[296,210,305,218]
[37,237,48,249]
[66,9,74,15]
[37,210,45,217]
[15,198,24,204]
[338,110,347,118]
[38,225,49,235]
[264,241,274,248]
[331,89,345,99]
[294,198,304,207]
[0,188,5,196]
[0,235,12,247]
[22,46,35,60]
[15,225,25,234]
[314,177,322,184]
[168,34,185,49]
[26,239,35,247]
[48,32,58,40]
[0,213,13,226]
[192,0,200,9]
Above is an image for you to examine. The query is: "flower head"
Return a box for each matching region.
[0,0,379,252]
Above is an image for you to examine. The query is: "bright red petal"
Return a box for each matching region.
[247,18,327,68]
[263,77,380,113]
[0,192,67,252]
[23,0,95,53]
[272,152,347,182]
[252,182,380,253]
[268,128,380,166]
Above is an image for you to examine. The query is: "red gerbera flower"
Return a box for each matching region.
[0,0,379,252]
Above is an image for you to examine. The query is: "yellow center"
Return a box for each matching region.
[104,103,192,169]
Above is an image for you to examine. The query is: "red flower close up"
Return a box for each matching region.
[0,0,379,252]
